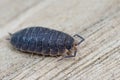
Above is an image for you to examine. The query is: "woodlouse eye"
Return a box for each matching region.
[74,43,77,46]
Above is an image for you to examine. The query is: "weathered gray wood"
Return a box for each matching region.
[0,0,120,80]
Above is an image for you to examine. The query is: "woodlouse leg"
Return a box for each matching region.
[73,34,85,45]
[41,52,45,60]
[30,53,34,58]
[42,55,45,60]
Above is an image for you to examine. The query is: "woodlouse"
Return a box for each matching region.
[8,26,84,59]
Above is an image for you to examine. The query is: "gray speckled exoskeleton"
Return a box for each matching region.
[8,26,84,59]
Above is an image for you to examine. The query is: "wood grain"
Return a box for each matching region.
[0,0,120,80]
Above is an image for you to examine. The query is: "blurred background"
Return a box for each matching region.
[0,0,120,80]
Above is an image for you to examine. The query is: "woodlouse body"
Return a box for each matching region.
[9,26,84,58]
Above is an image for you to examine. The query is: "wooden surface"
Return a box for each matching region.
[0,0,120,80]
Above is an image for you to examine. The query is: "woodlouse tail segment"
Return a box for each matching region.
[6,33,12,40]
[73,34,85,45]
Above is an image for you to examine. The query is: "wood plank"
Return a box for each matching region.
[0,0,120,80]
[0,0,42,27]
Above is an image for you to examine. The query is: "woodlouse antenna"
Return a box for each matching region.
[58,51,77,61]
[64,50,77,58]
[58,46,77,61]
[9,33,12,36]
[73,34,85,45]
[6,38,10,40]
